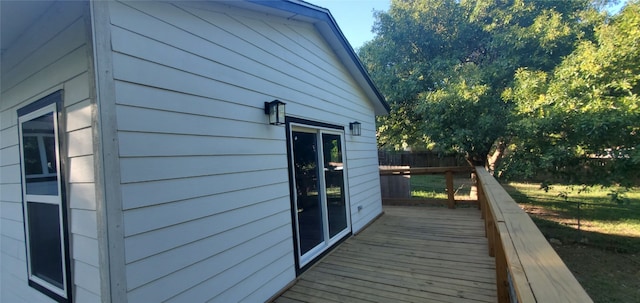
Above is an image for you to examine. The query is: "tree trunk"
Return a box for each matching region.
[487,140,506,174]
[465,152,486,201]
[465,153,486,168]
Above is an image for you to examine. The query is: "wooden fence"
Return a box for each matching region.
[379,166,476,209]
[378,150,467,167]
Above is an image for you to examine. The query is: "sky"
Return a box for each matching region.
[307,0,390,50]
[307,0,628,51]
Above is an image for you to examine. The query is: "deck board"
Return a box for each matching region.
[274,206,497,303]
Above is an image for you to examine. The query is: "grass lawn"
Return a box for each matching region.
[503,182,640,302]
[504,182,640,249]
[410,174,472,199]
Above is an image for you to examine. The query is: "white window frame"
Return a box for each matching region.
[17,93,71,302]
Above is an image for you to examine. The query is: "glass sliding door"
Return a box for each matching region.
[292,131,324,255]
[322,133,347,238]
[290,125,351,267]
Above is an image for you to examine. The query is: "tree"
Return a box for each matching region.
[500,1,640,185]
[360,0,600,166]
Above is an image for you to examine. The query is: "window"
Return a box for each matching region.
[17,91,72,302]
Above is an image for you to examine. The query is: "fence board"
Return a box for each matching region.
[378,151,466,167]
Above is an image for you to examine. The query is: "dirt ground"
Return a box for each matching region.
[551,244,640,303]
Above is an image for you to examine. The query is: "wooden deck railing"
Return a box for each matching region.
[378,166,592,302]
[379,166,475,208]
[475,167,593,303]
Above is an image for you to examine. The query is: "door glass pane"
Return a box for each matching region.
[43,136,58,174]
[292,131,324,254]
[21,112,58,195]
[22,136,43,175]
[27,202,64,288]
[322,133,347,238]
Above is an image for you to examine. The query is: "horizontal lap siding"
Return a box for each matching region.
[0,1,101,302]
[110,1,382,301]
[108,2,294,302]
[212,3,383,234]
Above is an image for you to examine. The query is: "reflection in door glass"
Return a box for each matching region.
[322,134,347,238]
[21,112,58,195]
[293,132,324,254]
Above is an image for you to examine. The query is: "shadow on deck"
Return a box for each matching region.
[274,206,497,303]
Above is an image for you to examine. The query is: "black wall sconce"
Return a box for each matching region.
[264,100,286,125]
[349,121,361,136]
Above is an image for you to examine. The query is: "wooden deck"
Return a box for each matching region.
[274,206,497,303]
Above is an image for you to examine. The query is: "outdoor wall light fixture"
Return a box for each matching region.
[265,100,286,125]
[349,121,362,136]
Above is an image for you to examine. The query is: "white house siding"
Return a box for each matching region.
[0,2,101,302]
[108,1,383,302]
[172,1,383,235]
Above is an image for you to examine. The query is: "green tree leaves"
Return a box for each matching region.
[501,1,640,184]
[361,0,594,165]
[361,0,638,185]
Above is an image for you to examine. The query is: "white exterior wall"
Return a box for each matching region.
[109,1,382,302]
[0,2,102,302]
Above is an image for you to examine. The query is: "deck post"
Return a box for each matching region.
[495,234,510,303]
[478,183,488,238]
[487,210,495,257]
[445,170,455,209]
[478,181,485,220]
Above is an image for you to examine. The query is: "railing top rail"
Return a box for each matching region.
[379,166,474,175]
[475,167,592,303]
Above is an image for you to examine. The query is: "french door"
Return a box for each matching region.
[289,124,350,268]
